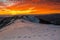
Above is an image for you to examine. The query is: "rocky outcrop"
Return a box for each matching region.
[0,14,60,29]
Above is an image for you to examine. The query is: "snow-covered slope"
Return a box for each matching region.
[0,19,60,40]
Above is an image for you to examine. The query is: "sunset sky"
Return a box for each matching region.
[0,0,60,15]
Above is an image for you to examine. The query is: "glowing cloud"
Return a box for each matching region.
[0,0,60,16]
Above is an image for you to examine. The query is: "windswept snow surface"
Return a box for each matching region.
[0,19,60,40]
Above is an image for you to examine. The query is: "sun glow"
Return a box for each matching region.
[0,0,60,16]
[0,7,37,15]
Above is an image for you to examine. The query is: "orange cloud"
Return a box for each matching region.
[0,0,60,15]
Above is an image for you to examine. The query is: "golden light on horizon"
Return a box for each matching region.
[0,0,60,16]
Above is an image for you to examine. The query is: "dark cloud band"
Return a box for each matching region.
[47,0,60,3]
